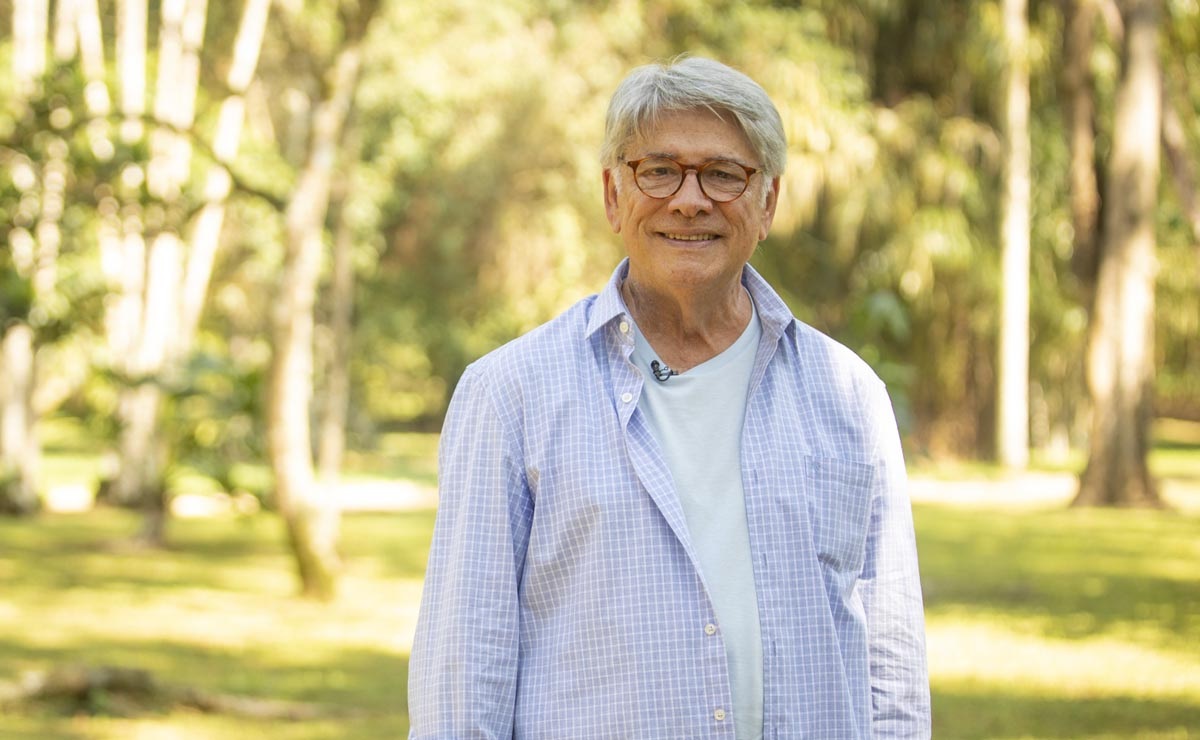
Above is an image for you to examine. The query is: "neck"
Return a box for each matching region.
[622,274,751,372]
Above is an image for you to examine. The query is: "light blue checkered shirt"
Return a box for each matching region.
[408,260,931,739]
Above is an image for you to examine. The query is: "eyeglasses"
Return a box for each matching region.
[625,156,759,203]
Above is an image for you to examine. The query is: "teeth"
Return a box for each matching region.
[663,233,716,241]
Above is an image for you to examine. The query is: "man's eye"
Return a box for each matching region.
[707,165,745,182]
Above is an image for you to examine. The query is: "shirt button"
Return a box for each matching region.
[714,708,726,721]
[619,320,630,334]
[704,623,717,636]
[621,392,633,403]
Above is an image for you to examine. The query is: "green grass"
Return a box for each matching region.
[0,509,435,739]
[917,504,1200,738]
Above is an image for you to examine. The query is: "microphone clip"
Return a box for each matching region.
[650,360,677,383]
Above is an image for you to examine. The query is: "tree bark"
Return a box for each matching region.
[1074,0,1163,507]
[13,0,49,98]
[268,38,365,600]
[997,0,1031,469]
[104,0,151,509]
[316,183,355,482]
[2,0,55,517]
[1061,0,1103,289]
[0,325,40,515]
[107,0,210,543]
[117,0,147,140]
[182,0,271,345]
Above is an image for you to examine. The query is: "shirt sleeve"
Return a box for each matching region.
[408,366,532,739]
[858,376,932,739]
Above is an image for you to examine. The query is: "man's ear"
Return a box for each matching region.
[758,176,781,242]
[603,169,622,233]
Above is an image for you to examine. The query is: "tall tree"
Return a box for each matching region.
[997,0,1032,469]
[1060,0,1102,287]
[267,0,379,600]
[1,0,53,515]
[316,175,356,483]
[100,0,271,543]
[105,0,213,539]
[1073,0,1163,507]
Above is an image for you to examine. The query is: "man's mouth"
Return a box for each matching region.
[661,232,718,242]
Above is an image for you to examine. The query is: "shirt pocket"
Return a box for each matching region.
[803,456,875,577]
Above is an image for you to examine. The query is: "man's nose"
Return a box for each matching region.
[669,170,713,216]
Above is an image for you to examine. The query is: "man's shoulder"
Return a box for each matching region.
[786,319,884,392]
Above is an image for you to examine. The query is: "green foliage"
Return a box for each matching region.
[0,248,33,326]
[168,349,268,499]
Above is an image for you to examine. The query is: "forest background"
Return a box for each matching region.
[1,0,1199,735]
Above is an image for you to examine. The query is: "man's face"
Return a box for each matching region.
[603,107,780,299]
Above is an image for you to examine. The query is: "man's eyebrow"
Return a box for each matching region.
[641,151,753,166]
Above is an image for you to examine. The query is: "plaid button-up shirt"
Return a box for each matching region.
[408,260,931,739]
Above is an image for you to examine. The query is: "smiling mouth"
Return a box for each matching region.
[661,232,718,241]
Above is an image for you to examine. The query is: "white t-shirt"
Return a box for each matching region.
[630,299,764,740]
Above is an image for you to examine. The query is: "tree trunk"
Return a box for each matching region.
[107,0,209,543]
[0,325,40,515]
[182,0,271,345]
[997,0,1031,469]
[13,0,49,98]
[103,0,151,508]
[1074,0,1163,508]
[268,41,365,601]
[2,0,54,517]
[117,0,147,140]
[316,184,355,482]
[1061,0,1103,288]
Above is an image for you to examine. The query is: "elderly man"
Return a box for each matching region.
[408,56,931,739]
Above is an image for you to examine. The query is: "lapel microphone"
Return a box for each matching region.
[650,360,677,382]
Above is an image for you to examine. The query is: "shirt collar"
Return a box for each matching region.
[585,258,795,343]
[584,259,633,340]
[741,261,794,344]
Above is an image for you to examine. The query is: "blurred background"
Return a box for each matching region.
[1,0,1198,737]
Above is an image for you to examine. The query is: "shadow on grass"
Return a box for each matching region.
[0,636,411,734]
[915,504,1200,653]
[933,685,1200,739]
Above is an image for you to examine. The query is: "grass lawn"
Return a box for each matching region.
[3,420,1198,738]
[919,504,1200,738]
[0,509,435,738]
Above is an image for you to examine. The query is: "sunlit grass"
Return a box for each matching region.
[0,509,434,738]
[917,502,1200,738]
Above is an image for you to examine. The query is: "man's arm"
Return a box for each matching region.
[408,367,532,739]
[858,377,932,739]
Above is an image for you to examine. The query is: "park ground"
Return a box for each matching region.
[0,420,1198,738]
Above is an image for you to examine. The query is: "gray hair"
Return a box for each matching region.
[600,56,787,178]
